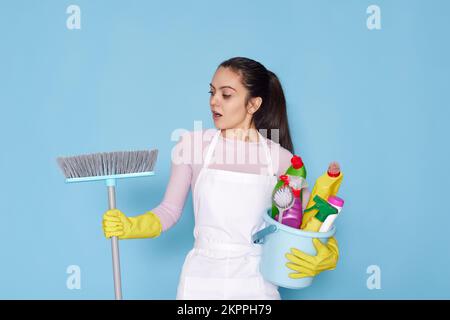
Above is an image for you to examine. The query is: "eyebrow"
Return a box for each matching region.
[209,83,236,91]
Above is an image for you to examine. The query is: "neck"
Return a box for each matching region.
[221,125,259,142]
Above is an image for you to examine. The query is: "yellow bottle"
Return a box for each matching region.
[301,195,338,232]
[300,162,343,229]
[303,217,322,232]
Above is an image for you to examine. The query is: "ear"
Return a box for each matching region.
[247,96,263,115]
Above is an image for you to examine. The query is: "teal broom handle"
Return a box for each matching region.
[107,182,123,300]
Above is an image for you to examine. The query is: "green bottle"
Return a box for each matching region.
[271,155,307,218]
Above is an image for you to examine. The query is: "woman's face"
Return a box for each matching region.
[209,67,261,130]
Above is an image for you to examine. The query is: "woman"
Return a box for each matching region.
[102,57,339,300]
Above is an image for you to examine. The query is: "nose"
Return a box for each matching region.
[210,94,218,107]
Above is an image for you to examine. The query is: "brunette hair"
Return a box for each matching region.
[218,57,294,153]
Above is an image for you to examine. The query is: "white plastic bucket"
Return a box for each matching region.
[252,210,336,289]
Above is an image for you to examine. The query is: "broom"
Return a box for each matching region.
[56,149,158,300]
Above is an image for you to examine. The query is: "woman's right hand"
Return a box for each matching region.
[102,209,162,240]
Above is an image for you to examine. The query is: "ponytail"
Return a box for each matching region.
[254,70,294,154]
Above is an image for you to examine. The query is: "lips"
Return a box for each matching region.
[212,111,223,119]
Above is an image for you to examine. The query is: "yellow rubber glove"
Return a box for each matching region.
[285,237,339,279]
[102,209,162,239]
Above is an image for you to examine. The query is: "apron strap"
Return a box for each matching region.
[203,129,275,177]
[258,131,275,177]
[203,130,221,168]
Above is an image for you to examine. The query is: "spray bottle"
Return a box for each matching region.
[301,195,338,232]
[274,176,307,228]
[271,155,306,219]
[300,162,343,229]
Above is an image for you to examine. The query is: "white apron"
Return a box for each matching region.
[176,129,280,300]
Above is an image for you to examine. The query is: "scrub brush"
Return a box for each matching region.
[56,149,158,300]
[273,186,295,224]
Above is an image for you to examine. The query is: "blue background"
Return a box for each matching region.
[1,0,449,299]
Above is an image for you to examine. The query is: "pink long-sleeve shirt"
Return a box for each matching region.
[151,129,310,231]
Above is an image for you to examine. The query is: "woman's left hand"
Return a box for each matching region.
[285,237,339,279]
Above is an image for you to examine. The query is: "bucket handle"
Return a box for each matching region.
[252,224,277,244]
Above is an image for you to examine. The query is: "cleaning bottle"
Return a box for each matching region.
[301,195,338,232]
[274,176,307,228]
[271,155,307,219]
[300,162,343,229]
[319,196,344,232]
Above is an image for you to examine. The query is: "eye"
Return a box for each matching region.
[208,90,214,96]
[222,94,231,99]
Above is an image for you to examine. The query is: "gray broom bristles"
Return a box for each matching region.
[57,149,158,179]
